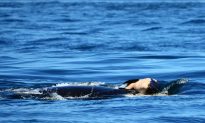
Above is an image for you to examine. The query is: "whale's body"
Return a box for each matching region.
[41,86,134,98]
[41,79,188,98]
[3,79,188,99]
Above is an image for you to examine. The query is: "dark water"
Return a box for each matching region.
[1,0,205,122]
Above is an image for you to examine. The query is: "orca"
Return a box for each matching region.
[2,79,188,100]
[40,78,188,98]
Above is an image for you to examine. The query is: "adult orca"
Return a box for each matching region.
[2,79,188,99]
[40,78,188,98]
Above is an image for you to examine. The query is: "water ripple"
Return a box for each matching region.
[1,1,205,123]
[142,26,163,31]
[181,19,205,25]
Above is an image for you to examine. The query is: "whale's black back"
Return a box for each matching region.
[43,86,131,98]
[41,79,188,98]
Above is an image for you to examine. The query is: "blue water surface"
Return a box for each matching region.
[0,0,205,123]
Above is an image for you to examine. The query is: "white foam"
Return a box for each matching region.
[46,92,66,100]
[42,92,91,100]
[124,93,152,97]
[158,89,169,95]
[180,78,189,84]
[118,84,126,88]
[124,91,170,97]
[64,94,91,99]
[153,93,168,96]
[12,88,42,95]
[53,81,105,87]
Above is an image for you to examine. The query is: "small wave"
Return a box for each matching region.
[52,18,82,23]
[1,18,27,23]
[0,13,10,18]
[110,43,148,52]
[183,70,205,78]
[38,69,70,75]
[31,37,67,43]
[62,32,88,35]
[53,82,105,87]
[21,37,69,49]
[0,2,23,8]
[0,80,30,89]
[0,88,40,99]
[142,27,162,31]
[0,40,9,45]
[138,55,188,59]
[0,56,17,60]
[0,38,12,46]
[12,88,42,95]
[181,19,205,25]
[70,43,103,51]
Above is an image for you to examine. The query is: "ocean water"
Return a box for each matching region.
[0,0,205,123]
